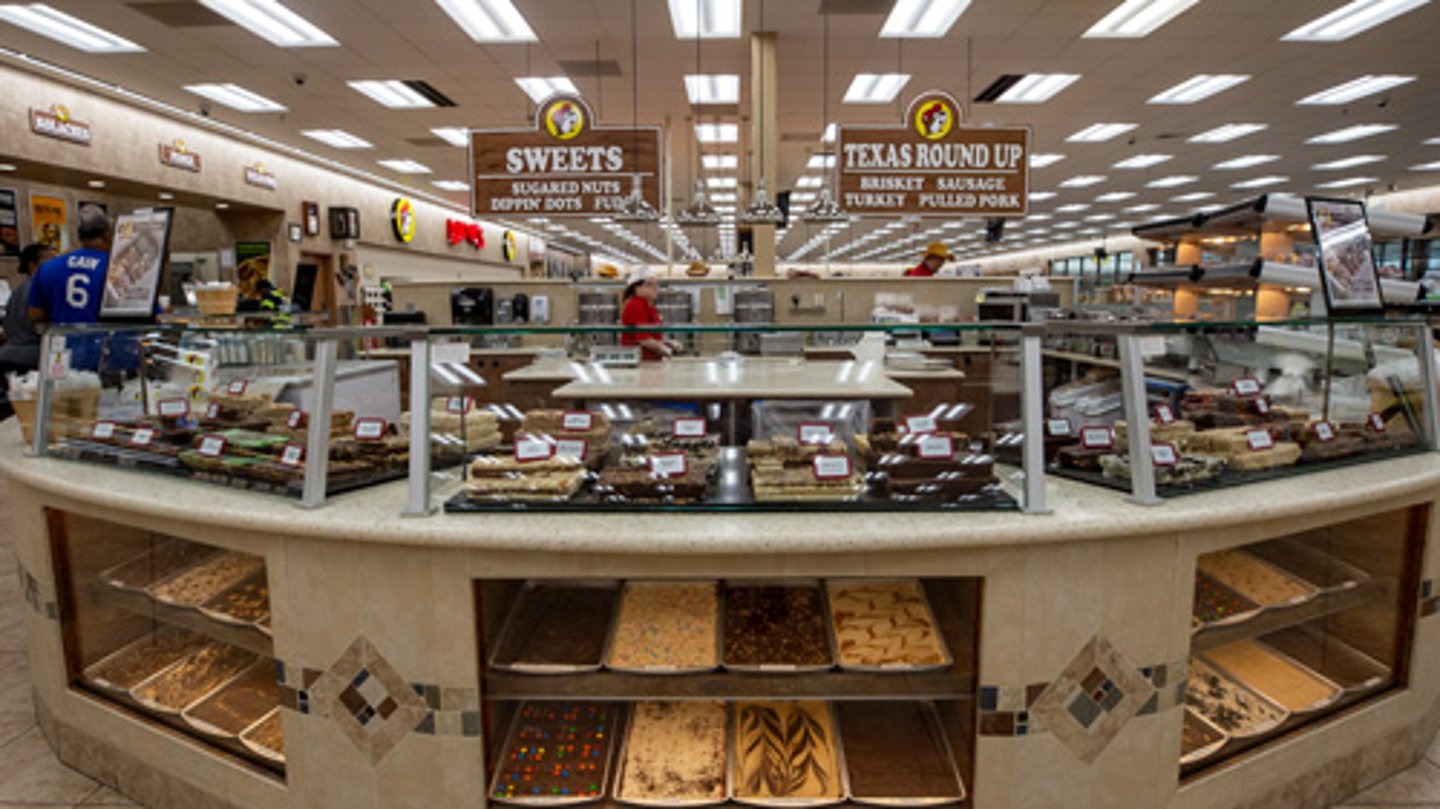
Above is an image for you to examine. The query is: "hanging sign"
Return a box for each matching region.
[469,94,661,217]
[244,163,277,190]
[836,91,1029,217]
[159,139,201,173]
[30,104,91,145]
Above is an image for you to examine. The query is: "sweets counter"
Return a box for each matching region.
[6,422,1440,809]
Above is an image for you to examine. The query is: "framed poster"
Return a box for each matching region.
[101,207,173,320]
[287,222,303,243]
[29,192,68,253]
[234,241,272,299]
[303,201,320,236]
[1307,196,1384,313]
[0,188,19,257]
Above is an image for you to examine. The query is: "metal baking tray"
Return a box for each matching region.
[81,626,210,701]
[1197,549,1320,612]
[1260,625,1392,699]
[128,643,260,717]
[823,579,954,674]
[180,661,279,742]
[612,701,731,807]
[1185,657,1290,741]
[196,570,271,631]
[1191,572,1264,634]
[1201,640,1343,718]
[1179,707,1228,767]
[489,701,621,806]
[488,580,621,675]
[729,701,850,808]
[98,539,219,595]
[605,581,722,675]
[239,707,286,766]
[1245,538,1371,596]
[145,551,267,611]
[837,701,965,807]
[721,580,835,674]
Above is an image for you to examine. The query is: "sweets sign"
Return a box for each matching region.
[30,104,91,146]
[836,91,1030,217]
[159,139,201,173]
[469,94,661,217]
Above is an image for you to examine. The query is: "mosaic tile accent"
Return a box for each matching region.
[978,657,1184,741]
[15,561,58,620]
[1023,637,1154,763]
[1419,580,1438,618]
[307,638,430,764]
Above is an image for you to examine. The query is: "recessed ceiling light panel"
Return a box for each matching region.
[1113,154,1172,169]
[0,4,144,52]
[881,0,973,37]
[1284,0,1431,42]
[1212,154,1279,170]
[1067,123,1138,142]
[1306,124,1398,144]
[1084,0,1201,38]
[667,0,742,38]
[1188,123,1268,143]
[684,74,740,104]
[696,123,738,143]
[1297,74,1416,105]
[198,0,336,47]
[435,0,536,43]
[515,76,578,104]
[1148,74,1250,104]
[1311,154,1386,170]
[302,129,372,149]
[378,159,432,174]
[844,73,911,104]
[184,83,286,112]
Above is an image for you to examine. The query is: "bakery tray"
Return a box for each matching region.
[146,551,267,611]
[129,643,260,717]
[730,701,850,808]
[824,580,953,674]
[99,539,220,595]
[722,581,835,674]
[837,701,965,807]
[612,702,731,808]
[81,626,210,702]
[1259,625,1392,699]
[1245,538,1371,596]
[489,581,621,675]
[1179,707,1228,767]
[1191,573,1264,635]
[239,707,286,768]
[180,661,281,742]
[605,581,722,676]
[1201,640,1343,717]
[1186,658,1290,742]
[197,570,271,631]
[489,701,621,806]
[1197,550,1320,612]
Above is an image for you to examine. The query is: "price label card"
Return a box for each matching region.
[433,342,471,365]
[1153,405,1175,425]
[1246,429,1275,452]
[158,398,189,418]
[1231,377,1262,397]
[1313,421,1337,443]
[1369,413,1387,433]
[287,410,306,429]
[515,436,554,462]
[649,452,688,478]
[130,428,155,447]
[280,444,305,468]
[197,434,227,458]
[916,434,954,459]
[354,418,387,441]
[562,411,594,432]
[226,378,248,395]
[1150,443,1179,467]
[1047,418,1073,438]
[205,403,220,420]
[446,396,473,414]
[555,439,588,460]
[798,422,835,446]
[672,417,707,438]
[813,454,853,480]
[91,421,117,440]
[1254,397,1271,416]
[904,415,938,434]
[1081,427,1114,450]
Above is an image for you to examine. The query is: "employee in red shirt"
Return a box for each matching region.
[620,273,681,360]
[905,242,953,277]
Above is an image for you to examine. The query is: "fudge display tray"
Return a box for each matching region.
[489,701,622,806]
[605,581,722,676]
[729,701,850,808]
[721,581,834,674]
[489,581,621,675]
[611,702,731,808]
[824,580,953,674]
[836,701,965,807]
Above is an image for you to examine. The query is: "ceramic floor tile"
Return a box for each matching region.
[1345,758,1440,805]
[0,728,101,805]
[78,785,139,805]
[0,602,23,653]
[0,710,35,749]
[0,653,34,715]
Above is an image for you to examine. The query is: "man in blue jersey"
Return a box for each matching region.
[28,205,111,326]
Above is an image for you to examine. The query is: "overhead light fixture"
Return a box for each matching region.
[1312,154,1386,170]
[709,192,737,202]
[515,76,578,104]
[215,203,230,210]
[821,123,837,143]
[184,83,286,112]
[1086,214,1117,222]
[1411,161,1440,171]
[844,73,911,104]
[1084,0,1200,37]
[1297,74,1416,105]
[158,192,175,200]
[684,74,740,104]
[702,155,737,169]
[976,73,1081,104]
[1095,192,1137,202]
[1170,191,1215,201]
[1067,123,1137,142]
[433,180,469,191]
[0,4,144,52]
[87,179,105,189]
[807,154,836,170]
[1059,175,1107,188]
[0,163,16,172]
[377,159,432,174]
[666,0,742,38]
[1124,203,1160,212]
[1055,203,1091,213]
[1148,74,1250,104]
[435,0,536,42]
[1231,175,1288,189]
[706,177,737,189]
[1315,176,1378,188]
[796,176,823,188]
[1112,153,1172,169]
[676,180,722,227]
[348,80,439,109]
[1283,0,1430,42]
[881,0,972,37]
[739,177,785,225]
[430,127,469,147]
[1213,154,1279,170]
[1188,123,1268,143]
[1148,175,1199,188]
[198,0,336,46]
[1030,191,1058,200]
[1030,154,1066,168]
[696,123,738,143]
[301,129,372,149]
[1306,124,1398,144]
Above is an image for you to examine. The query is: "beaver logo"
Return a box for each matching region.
[544,99,585,141]
[914,99,954,140]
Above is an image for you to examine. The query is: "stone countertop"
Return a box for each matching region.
[5,421,1439,557]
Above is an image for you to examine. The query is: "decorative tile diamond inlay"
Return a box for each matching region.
[1029,635,1154,763]
[307,637,429,764]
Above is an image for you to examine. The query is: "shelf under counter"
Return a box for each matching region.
[1191,576,1393,654]
[88,581,274,659]
[481,667,977,702]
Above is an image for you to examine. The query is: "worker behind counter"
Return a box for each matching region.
[619,273,683,361]
[904,241,954,278]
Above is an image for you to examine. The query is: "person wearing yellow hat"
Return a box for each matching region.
[905,242,954,277]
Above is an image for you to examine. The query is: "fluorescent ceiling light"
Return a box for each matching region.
[996,73,1081,104]
[667,0,742,38]
[1231,175,1288,189]
[431,127,469,147]
[706,177,737,189]
[789,193,815,203]
[1084,0,1200,37]
[1029,154,1066,169]
[515,76,578,104]
[1055,204,1091,213]
[844,73,911,104]
[796,176,823,188]
[378,159,432,174]
[702,155,737,169]
[1030,192,1058,201]
[1124,203,1161,212]
[684,74,740,104]
[1149,74,1250,104]
[1148,175,1198,188]
[1171,191,1215,202]
[435,0,536,42]
[198,0,336,47]
[1312,154,1386,170]
[348,80,433,109]
[1306,124,1398,144]
[184,83,286,112]
[821,123,837,143]
[1411,161,1440,170]
[1283,0,1430,42]
[696,123,738,143]
[807,154,836,170]
[301,129,372,149]
[1189,123,1268,143]
[1213,154,1279,170]
[1059,175,1107,188]
[0,4,144,52]
[1315,176,1378,188]
[1112,153,1172,169]
[433,180,469,191]
[1095,192,1136,202]
[1086,214,1117,222]
[881,0,972,37]
[1298,75,1416,105]
[1067,123,1137,142]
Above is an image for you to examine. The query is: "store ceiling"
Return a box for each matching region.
[2,0,1439,267]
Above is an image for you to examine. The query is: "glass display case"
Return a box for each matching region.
[47,509,284,775]
[475,575,979,806]
[405,323,1046,515]
[26,325,416,507]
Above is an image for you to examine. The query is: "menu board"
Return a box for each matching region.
[0,188,17,257]
[1307,197,1383,312]
[101,208,173,320]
